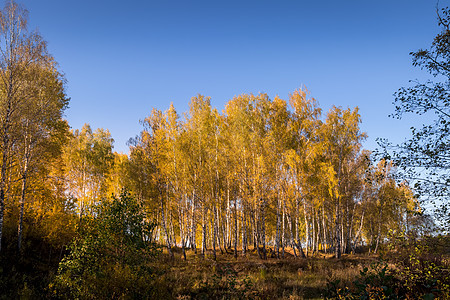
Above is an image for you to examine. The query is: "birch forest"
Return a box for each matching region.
[124,92,421,260]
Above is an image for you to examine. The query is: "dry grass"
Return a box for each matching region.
[152,247,379,299]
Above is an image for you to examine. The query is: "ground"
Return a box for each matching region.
[152,247,381,299]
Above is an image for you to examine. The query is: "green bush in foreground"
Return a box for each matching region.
[50,191,161,299]
[325,262,402,299]
[325,239,450,299]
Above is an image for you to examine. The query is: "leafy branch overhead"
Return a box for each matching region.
[380,6,450,232]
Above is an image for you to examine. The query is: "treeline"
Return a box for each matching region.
[121,91,427,260]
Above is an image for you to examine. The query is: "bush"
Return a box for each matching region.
[325,262,402,299]
[50,191,161,299]
[325,236,450,299]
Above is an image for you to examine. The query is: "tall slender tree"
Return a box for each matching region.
[16,63,68,250]
[319,106,366,258]
[0,1,66,252]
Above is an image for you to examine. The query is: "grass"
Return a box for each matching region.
[151,247,380,299]
[2,236,448,299]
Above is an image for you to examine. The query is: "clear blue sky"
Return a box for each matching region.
[17,0,446,153]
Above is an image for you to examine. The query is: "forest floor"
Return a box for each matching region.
[152,247,381,299]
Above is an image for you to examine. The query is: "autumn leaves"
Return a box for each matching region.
[125,89,418,259]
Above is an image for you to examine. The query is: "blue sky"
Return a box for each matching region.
[17,0,446,153]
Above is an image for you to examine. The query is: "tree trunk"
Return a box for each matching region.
[255,206,261,259]
[346,202,356,254]
[302,198,309,257]
[281,197,285,258]
[294,212,306,258]
[161,183,173,259]
[322,208,327,253]
[0,102,12,253]
[242,203,247,255]
[18,118,33,253]
[275,193,281,258]
[374,207,383,254]
[260,198,267,260]
[202,203,207,258]
[312,209,316,253]
[226,185,231,250]
[352,209,365,254]
[217,206,224,255]
[212,206,217,261]
[180,194,187,260]
[335,197,341,259]
[234,197,238,258]
[169,212,175,247]
[190,189,197,253]
[315,210,320,253]
[18,163,28,251]
[289,214,296,257]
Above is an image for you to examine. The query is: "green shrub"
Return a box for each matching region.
[325,262,402,299]
[325,239,450,299]
[50,191,161,299]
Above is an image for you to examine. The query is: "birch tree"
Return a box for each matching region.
[319,106,366,258]
[0,1,66,252]
[16,63,68,250]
